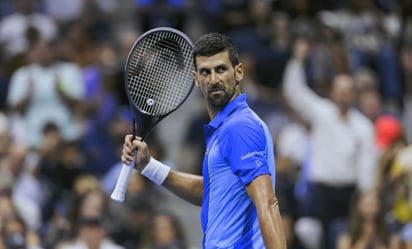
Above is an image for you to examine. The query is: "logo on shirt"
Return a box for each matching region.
[255,160,262,167]
[240,150,265,160]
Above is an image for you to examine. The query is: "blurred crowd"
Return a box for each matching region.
[0,0,412,248]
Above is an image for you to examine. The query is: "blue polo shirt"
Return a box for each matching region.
[201,94,276,249]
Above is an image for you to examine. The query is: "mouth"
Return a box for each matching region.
[209,89,224,94]
[208,90,225,98]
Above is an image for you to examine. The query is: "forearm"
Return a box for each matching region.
[258,197,287,249]
[283,59,307,96]
[163,170,204,206]
[246,175,287,249]
[282,59,321,119]
[125,137,204,206]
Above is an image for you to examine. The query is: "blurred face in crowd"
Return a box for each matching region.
[78,216,106,249]
[358,90,382,121]
[330,74,356,114]
[152,214,178,245]
[194,51,243,113]
[28,40,55,67]
[357,191,380,221]
[79,191,106,218]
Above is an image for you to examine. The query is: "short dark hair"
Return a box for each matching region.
[193,33,239,70]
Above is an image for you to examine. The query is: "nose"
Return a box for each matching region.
[209,70,218,84]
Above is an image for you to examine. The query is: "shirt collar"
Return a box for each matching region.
[208,93,247,129]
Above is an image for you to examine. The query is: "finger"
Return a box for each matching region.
[121,154,134,164]
[132,139,147,151]
[122,144,135,157]
[121,155,128,163]
[125,134,134,146]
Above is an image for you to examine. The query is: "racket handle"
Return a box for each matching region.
[111,161,135,202]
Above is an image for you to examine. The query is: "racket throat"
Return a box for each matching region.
[134,115,163,140]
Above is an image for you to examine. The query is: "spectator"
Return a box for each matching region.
[0,214,44,249]
[111,194,155,249]
[374,115,403,154]
[384,145,412,236]
[0,142,43,231]
[0,0,57,58]
[56,188,124,249]
[0,112,10,158]
[6,37,85,149]
[336,190,400,249]
[318,0,403,109]
[143,212,188,249]
[400,41,412,144]
[283,38,378,249]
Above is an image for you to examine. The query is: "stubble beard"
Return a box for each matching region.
[207,81,237,112]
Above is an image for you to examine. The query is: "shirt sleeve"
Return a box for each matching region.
[222,121,271,186]
[57,63,85,99]
[282,59,328,123]
[7,68,29,106]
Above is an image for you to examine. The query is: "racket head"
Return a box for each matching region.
[124,27,195,120]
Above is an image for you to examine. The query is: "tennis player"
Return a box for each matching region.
[121,33,286,249]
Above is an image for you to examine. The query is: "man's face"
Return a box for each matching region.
[194,51,243,111]
[330,74,356,113]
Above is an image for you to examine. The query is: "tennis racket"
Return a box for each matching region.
[111,27,195,202]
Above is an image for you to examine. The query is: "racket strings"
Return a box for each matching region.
[127,31,194,115]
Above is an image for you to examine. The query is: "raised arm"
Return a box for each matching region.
[246,175,286,249]
[122,134,204,206]
[282,39,325,122]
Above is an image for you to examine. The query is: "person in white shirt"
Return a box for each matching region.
[282,39,378,249]
[7,38,85,149]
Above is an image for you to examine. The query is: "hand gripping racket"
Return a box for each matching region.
[111,27,195,202]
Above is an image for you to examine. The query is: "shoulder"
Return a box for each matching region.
[101,239,125,249]
[350,109,374,134]
[55,240,82,249]
[225,109,265,135]
[10,66,30,83]
[0,14,20,26]
[57,62,82,72]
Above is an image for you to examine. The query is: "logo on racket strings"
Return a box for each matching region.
[146,99,155,106]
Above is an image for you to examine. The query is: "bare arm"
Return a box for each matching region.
[282,39,325,122]
[122,135,204,206]
[246,175,286,249]
[163,170,204,206]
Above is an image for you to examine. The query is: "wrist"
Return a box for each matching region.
[141,157,171,185]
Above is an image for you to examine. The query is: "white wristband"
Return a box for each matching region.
[141,157,171,185]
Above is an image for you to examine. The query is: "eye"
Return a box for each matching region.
[199,69,210,76]
[216,66,227,74]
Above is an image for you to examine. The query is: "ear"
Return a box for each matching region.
[192,71,200,87]
[235,63,244,82]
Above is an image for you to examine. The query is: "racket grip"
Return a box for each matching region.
[111,161,135,202]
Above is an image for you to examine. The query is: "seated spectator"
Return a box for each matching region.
[143,212,188,249]
[336,190,400,249]
[0,214,43,249]
[111,194,155,249]
[374,115,403,154]
[0,0,57,59]
[6,37,85,149]
[57,187,124,249]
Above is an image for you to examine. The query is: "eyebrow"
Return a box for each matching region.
[198,63,227,71]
